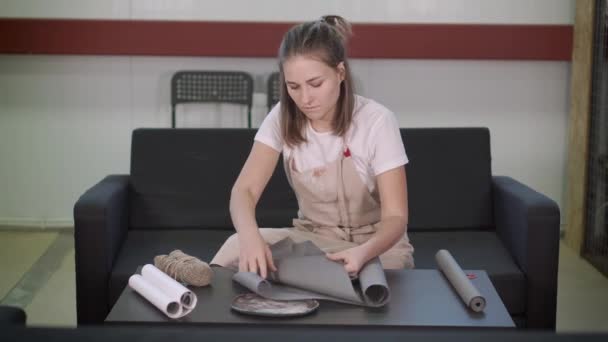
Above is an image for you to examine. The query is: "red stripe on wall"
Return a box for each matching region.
[0,19,573,60]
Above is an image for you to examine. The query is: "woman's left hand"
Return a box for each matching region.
[326,246,369,277]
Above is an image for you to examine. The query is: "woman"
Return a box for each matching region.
[211,15,414,278]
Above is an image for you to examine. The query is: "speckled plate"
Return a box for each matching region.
[231,293,319,317]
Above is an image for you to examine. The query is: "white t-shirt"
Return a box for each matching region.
[255,95,408,193]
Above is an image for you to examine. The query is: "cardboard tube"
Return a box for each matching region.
[128,274,183,318]
[435,249,486,312]
[128,264,198,319]
[142,264,198,311]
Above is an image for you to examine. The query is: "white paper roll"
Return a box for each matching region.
[128,264,198,319]
[435,249,486,312]
[128,274,183,319]
[141,264,198,310]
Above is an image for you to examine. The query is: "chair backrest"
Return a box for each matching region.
[170,71,254,128]
[267,72,281,112]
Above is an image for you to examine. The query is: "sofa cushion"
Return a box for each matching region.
[109,229,234,308]
[129,129,298,230]
[403,128,493,230]
[409,231,525,315]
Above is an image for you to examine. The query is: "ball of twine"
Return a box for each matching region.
[154,250,213,287]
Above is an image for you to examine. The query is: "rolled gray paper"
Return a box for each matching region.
[435,249,486,312]
[232,238,390,307]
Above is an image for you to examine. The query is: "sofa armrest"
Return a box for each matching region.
[73,175,130,325]
[492,176,560,330]
[0,305,26,326]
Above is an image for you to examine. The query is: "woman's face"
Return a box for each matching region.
[282,54,345,127]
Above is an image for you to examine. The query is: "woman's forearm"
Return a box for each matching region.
[229,187,260,237]
[359,216,407,263]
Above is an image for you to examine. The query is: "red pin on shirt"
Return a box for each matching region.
[466,273,477,280]
[343,147,351,157]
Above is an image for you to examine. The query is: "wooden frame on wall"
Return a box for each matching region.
[564,0,595,253]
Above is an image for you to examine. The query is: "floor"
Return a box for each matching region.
[0,229,607,331]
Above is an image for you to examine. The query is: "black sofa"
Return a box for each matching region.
[0,305,26,326]
[74,128,560,329]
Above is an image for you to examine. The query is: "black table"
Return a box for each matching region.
[106,267,514,328]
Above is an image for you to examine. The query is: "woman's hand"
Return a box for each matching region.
[326,245,370,277]
[237,231,277,279]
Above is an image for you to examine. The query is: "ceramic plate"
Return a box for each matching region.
[231,293,319,317]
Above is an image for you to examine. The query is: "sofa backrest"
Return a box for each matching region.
[403,128,493,231]
[129,129,297,230]
[129,127,493,231]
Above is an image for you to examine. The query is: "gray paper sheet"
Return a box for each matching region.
[232,238,390,307]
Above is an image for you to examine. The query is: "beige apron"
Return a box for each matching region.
[211,139,414,270]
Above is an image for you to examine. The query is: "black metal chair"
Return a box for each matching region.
[267,72,281,112]
[171,71,254,128]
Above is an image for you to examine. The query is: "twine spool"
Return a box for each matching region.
[154,250,213,287]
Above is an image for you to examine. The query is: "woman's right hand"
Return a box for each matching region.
[237,231,277,279]
[230,142,281,279]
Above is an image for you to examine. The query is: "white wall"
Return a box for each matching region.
[0,0,574,228]
[0,0,574,23]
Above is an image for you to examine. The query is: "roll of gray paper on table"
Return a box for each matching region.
[435,249,486,312]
